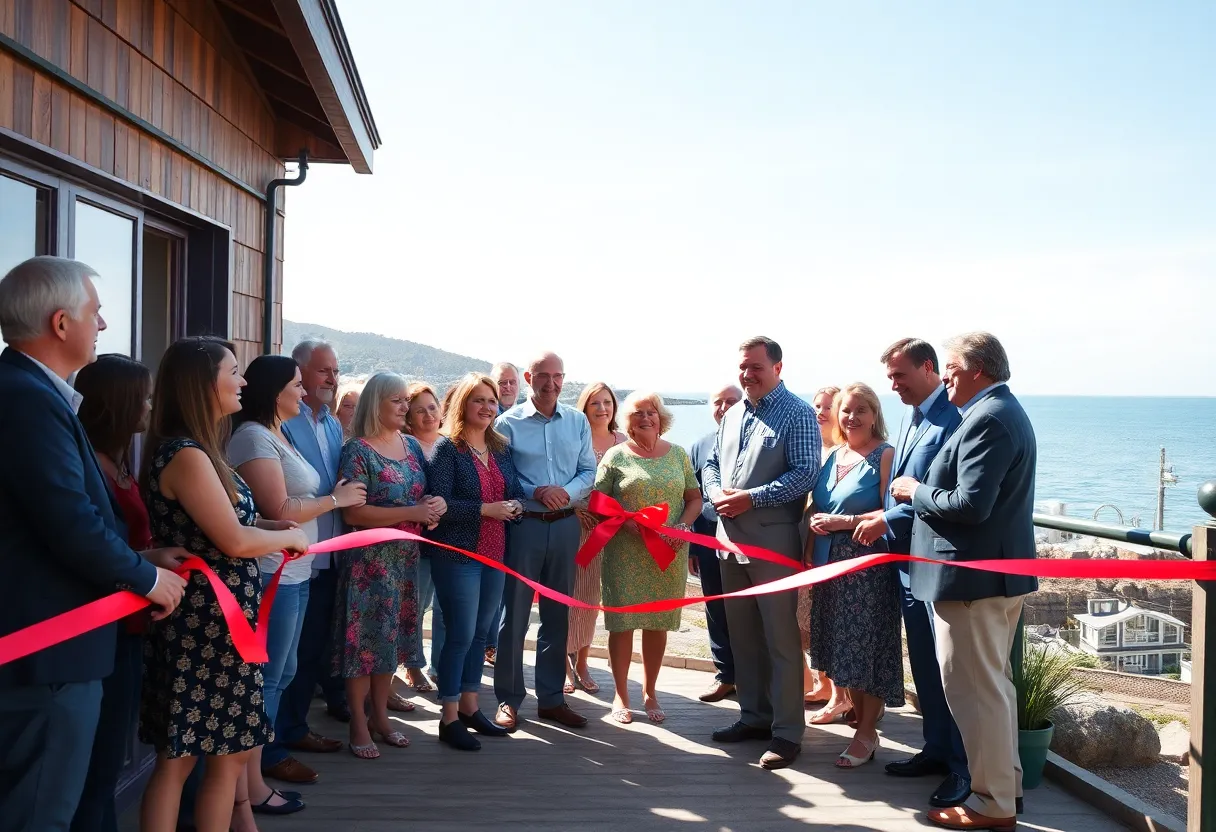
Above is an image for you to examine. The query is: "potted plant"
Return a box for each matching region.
[1015,640,1089,789]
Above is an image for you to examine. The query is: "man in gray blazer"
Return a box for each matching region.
[704,336,820,770]
[890,332,1036,832]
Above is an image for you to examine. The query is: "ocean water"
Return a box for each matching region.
[661,396,1216,532]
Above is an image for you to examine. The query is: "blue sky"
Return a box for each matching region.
[283,1,1215,395]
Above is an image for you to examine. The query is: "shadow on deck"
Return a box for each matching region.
[127,652,1126,831]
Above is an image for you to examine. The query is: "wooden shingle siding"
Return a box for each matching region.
[1,0,290,356]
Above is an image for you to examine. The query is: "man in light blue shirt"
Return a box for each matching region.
[492,352,596,731]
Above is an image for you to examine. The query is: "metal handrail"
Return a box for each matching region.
[1033,513,1193,557]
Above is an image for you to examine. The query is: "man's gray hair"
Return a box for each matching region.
[0,256,96,345]
[291,338,334,367]
[491,361,517,377]
[943,331,1011,383]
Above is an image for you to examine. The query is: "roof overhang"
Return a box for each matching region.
[213,0,381,173]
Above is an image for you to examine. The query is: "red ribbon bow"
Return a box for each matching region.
[575,491,680,571]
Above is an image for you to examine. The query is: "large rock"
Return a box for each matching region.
[1158,721,1191,764]
[1050,693,1161,768]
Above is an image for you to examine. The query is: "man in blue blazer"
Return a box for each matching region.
[891,332,1037,832]
[0,257,186,831]
[268,338,349,784]
[855,339,967,808]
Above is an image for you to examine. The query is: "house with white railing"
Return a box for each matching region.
[1075,598,1189,675]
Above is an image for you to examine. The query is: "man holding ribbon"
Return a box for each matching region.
[891,331,1037,832]
[704,336,820,770]
[493,352,597,731]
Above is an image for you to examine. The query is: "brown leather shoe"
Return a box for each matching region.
[927,806,1016,831]
[262,756,319,784]
[759,737,801,770]
[494,703,519,733]
[537,703,588,729]
[284,731,343,753]
[699,680,736,703]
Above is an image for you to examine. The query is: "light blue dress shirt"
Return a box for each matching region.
[25,352,84,413]
[496,398,596,512]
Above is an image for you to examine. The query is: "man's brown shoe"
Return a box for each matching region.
[759,737,801,770]
[285,731,343,753]
[927,806,1016,831]
[537,703,588,729]
[262,756,319,784]
[699,680,736,703]
[494,703,519,733]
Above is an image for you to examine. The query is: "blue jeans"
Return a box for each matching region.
[260,579,309,768]
[429,556,507,703]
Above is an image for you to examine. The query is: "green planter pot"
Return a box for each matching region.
[1018,721,1054,790]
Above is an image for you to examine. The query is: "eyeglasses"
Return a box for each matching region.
[531,373,565,383]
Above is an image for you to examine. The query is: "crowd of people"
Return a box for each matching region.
[0,255,1037,832]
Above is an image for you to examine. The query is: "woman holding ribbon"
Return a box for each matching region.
[593,391,700,725]
[566,382,626,695]
[334,372,445,760]
[806,382,902,769]
[138,337,310,832]
[422,373,525,750]
[227,355,366,815]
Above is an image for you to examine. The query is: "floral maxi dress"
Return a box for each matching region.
[332,435,426,678]
[140,438,271,757]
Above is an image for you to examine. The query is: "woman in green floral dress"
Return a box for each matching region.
[594,392,701,726]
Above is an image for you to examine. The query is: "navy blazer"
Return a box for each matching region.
[908,385,1039,603]
[282,404,344,543]
[422,436,525,560]
[882,388,962,554]
[0,348,157,687]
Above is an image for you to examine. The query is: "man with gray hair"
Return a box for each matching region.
[491,361,521,414]
[890,331,1037,831]
[0,256,188,829]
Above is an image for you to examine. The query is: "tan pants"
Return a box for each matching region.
[934,596,1025,819]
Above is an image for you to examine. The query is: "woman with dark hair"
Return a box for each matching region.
[138,337,310,832]
[227,355,366,815]
[71,355,189,832]
[422,373,523,750]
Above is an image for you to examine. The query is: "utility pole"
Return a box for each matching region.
[1157,447,1167,531]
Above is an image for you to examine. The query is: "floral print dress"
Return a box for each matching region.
[332,435,426,678]
[140,438,270,757]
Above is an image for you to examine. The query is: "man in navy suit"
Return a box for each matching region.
[0,256,186,832]
[268,339,349,784]
[891,332,1037,832]
[854,338,967,809]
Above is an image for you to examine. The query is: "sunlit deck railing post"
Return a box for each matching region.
[1189,482,1216,832]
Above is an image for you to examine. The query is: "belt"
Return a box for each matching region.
[522,508,577,523]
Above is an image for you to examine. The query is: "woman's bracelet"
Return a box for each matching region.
[329,494,339,509]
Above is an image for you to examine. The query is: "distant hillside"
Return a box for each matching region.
[281,320,705,404]
[282,320,490,384]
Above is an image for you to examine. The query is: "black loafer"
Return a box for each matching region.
[885,751,951,778]
[928,772,972,808]
[711,720,772,743]
[459,709,509,737]
[438,718,481,751]
[251,788,305,815]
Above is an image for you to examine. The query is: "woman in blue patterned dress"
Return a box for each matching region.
[138,337,310,832]
[807,382,903,770]
[334,372,447,759]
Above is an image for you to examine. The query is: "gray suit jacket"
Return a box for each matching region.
[908,385,1038,602]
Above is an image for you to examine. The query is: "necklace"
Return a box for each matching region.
[467,443,488,457]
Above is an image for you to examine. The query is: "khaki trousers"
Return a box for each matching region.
[934,596,1025,819]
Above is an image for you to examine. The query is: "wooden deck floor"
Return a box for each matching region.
[201,652,1123,832]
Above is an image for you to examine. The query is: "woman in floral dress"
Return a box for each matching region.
[566,382,626,695]
[334,372,447,759]
[594,392,701,725]
[139,337,309,832]
[807,383,902,770]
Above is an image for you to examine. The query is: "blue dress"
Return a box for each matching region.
[808,444,905,706]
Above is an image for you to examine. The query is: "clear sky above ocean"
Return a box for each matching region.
[283,1,1215,396]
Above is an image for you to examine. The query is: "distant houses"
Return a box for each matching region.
[1075,598,1188,675]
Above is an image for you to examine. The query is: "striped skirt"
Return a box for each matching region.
[567,528,601,653]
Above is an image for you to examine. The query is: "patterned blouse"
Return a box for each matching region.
[474,454,507,560]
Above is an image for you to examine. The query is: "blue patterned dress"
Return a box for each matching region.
[140,438,270,757]
[808,444,905,706]
[332,435,426,678]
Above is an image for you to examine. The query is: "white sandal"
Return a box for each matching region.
[835,734,879,768]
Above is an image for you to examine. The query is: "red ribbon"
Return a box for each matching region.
[3,515,1215,669]
[575,492,678,570]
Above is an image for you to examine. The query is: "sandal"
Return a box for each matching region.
[578,672,600,694]
[563,680,577,695]
[406,672,434,693]
[610,708,633,724]
[809,699,852,725]
[348,741,379,759]
[835,734,879,769]
[368,719,410,748]
[387,692,416,712]
[645,707,666,724]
